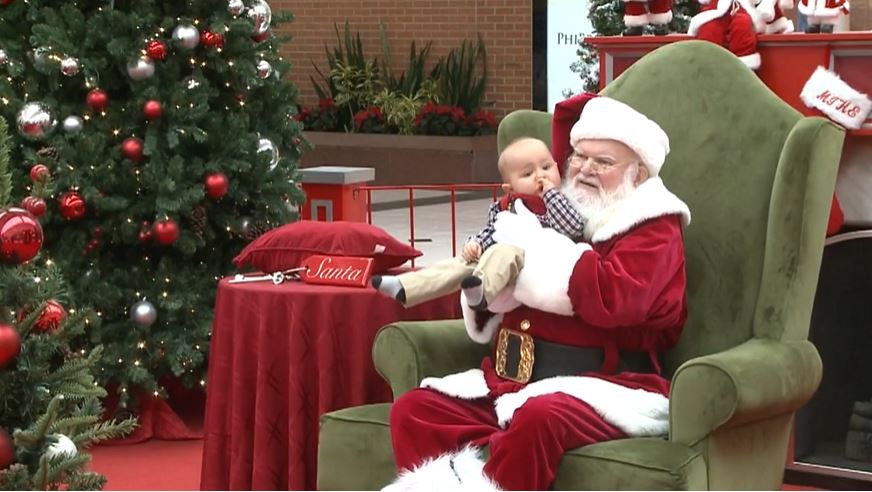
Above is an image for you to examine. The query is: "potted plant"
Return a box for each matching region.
[297,23,500,186]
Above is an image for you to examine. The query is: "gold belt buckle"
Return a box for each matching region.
[495,328,535,383]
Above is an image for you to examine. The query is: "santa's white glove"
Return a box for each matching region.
[492,199,544,251]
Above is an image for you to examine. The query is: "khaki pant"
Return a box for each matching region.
[398,244,525,307]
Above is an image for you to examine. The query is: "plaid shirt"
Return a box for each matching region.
[469,188,587,251]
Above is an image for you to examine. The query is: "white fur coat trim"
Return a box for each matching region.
[421,371,669,437]
[382,445,501,492]
[584,177,691,244]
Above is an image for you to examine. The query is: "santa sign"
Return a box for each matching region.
[301,255,374,288]
[800,66,872,130]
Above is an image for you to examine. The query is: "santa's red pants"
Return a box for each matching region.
[624,0,674,23]
[696,10,757,58]
[390,388,625,491]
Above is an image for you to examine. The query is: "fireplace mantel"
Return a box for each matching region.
[585,33,872,136]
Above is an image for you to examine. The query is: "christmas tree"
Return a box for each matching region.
[571,0,699,92]
[0,1,305,402]
[0,116,136,490]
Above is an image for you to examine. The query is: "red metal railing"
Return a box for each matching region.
[356,184,502,267]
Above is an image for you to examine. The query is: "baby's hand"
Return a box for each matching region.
[539,177,556,194]
[462,241,482,263]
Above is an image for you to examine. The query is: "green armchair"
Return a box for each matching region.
[317,40,845,490]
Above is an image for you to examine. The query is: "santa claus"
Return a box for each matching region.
[384,94,691,491]
[688,0,769,69]
[798,0,849,32]
[759,0,796,33]
[623,0,674,36]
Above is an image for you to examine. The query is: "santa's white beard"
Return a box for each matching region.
[562,168,638,222]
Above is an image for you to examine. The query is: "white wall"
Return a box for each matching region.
[547,0,592,112]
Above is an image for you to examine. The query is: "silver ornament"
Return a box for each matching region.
[31,47,50,68]
[46,435,77,460]
[257,137,279,170]
[172,23,200,51]
[228,0,245,16]
[0,49,8,66]
[60,56,79,76]
[127,56,155,81]
[248,0,272,35]
[62,115,84,134]
[16,102,57,141]
[130,299,157,328]
[256,59,273,79]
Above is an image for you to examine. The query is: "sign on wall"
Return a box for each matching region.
[547,0,592,113]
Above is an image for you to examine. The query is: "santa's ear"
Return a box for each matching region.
[634,162,650,186]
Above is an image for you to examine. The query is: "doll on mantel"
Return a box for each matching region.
[798,0,849,33]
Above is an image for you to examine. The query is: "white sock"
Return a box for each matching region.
[372,275,406,303]
[461,276,485,309]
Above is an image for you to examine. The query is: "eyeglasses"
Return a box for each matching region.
[566,152,634,173]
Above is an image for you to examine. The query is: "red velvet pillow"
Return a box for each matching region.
[233,221,423,274]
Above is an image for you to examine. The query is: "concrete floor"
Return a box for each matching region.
[368,189,499,267]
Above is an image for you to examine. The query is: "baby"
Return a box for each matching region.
[372,137,587,310]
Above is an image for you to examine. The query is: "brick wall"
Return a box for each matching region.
[270,0,532,118]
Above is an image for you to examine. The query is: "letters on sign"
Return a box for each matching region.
[301,255,374,288]
[816,90,863,118]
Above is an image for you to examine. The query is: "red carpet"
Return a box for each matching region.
[89,439,203,491]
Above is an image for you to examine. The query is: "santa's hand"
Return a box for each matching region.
[512,227,592,316]
[492,199,544,250]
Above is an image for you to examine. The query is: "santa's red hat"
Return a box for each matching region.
[552,93,670,177]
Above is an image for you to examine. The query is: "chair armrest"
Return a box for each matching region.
[373,320,491,400]
[669,338,822,445]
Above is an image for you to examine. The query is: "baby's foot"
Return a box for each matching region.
[461,276,487,311]
[371,275,406,304]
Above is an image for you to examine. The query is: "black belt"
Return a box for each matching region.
[495,328,657,384]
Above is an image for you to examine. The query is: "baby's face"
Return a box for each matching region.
[502,142,561,196]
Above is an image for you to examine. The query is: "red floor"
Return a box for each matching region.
[89,439,203,491]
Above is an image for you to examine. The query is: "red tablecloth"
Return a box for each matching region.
[200,276,461,491]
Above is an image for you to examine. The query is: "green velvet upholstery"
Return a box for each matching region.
[318,40,844,490]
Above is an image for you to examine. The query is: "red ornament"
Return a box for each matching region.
[252,30,269,43]
[86,89,109,111]
[152,219,179,246]
[139,221,153,242]
[21,196,47,217]
[0,323,21,370]
[58,191,86,221]
[204,172,229,200]
[146,40,167,61]
[0,427,13,471]
[33,300,66,333]
[0,0,14,6]
[121,137,144,163]
[0,208,43,264]
[143,100,163,120]
[92,226,103,238]
[202,31,225,48]
[29,164,50,183]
